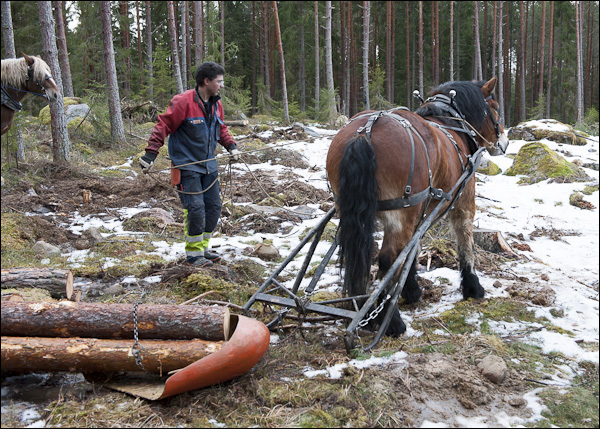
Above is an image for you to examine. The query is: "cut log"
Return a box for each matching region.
[1,268,74,298]
[473,229,519,257]
[224,119,249,126]
[1,302,230,341]
[1,336,223,374]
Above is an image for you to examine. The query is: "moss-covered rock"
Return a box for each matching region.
[505,142,592,184]
[38,97,81,125]
[508,119,587,145]
[477,158,502,176]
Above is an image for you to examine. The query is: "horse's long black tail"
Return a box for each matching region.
[337,136,378,298]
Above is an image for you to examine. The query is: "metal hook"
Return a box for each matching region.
[413,90,424,105]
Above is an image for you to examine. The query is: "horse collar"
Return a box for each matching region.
[1,86,23,111]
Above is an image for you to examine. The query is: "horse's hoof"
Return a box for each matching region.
[401,285,422,304]
[461,270,485,300]
[385,310,407,337]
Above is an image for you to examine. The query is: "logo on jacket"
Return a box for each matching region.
[190,118,205,125]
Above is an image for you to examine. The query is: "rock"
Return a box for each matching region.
[83,227,105,246]
[505,142,592,185]
[334,115,349,128]
[65,103,91,123]
[103,283,123,296]
[477,355,507,384]
[292,122,321,138]
[508,119,587,145]
[129,208,175,226]
[253,242,280,261]
[508,397,526,408]
[73,239,91,250]
[477,158,502,175]
[541,273,550,281]
[32,240,61,258]
[532,286,555,306]
[493,280,502,288]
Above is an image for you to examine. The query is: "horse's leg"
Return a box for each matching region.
[448,196,485,300]
[374,211,423,336]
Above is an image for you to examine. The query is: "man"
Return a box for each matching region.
[140,61,240,267]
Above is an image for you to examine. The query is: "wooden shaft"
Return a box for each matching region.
[1,336,223,374]
[1,302,230,341]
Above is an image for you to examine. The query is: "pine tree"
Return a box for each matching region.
[38,0,71,161]
[100,0,126,143]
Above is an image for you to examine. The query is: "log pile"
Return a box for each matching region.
[1,302,230,374]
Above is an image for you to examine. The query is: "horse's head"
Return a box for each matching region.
[479,77,509,156]
[22,53,61,102]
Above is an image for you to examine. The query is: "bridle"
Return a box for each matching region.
[1,64,55,111]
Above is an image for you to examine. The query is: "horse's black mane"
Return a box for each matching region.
[415,80,490,129]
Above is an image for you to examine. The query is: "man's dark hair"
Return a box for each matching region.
[195,62,226,87]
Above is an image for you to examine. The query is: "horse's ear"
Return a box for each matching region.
[22,53,35,66]
[481,77,498,95]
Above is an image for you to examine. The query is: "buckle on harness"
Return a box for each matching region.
[431,188,444,199]
[404,185,412,195]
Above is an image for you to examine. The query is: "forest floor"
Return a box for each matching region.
[1,118,598,428]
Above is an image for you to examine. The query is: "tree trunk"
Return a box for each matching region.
[418,1,423,97]
[220,1,225,69]
[100,1,127,143]
[251,1,257,114]
[38,0,70,161]
[180,1,188,89]
[519,1,526,121]
[1,0,24,162]
[406,2,411,105]
[1,302,229,341]
[167,1,184,94]
[314,1,320,111]
[145,1,153,99]
[492,1,497,78]
[136,1,143,88]
[386,1,392,101]
[346,1,352,116]
[483,1,488,79]
[546,1,554,118]
[193,1,203,64]
[324,1,336,120]
[1,336,223,374]
[575,1,583,123]
[299,2,306,113]
[474,1,483,81]
[1,268,74,299]
[52,1,73,97]
[497,1,504,125]
[185,1,192,84]
[119,1,131,96]
[538,1,546,103]
[363,1,370,110]
[434,1,439,85]
[271,1,289,123]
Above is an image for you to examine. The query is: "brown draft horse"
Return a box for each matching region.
[1,53,61,135]
[326,77,509,336]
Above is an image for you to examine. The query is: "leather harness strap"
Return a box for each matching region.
[347,110,454,212]
[1,86,23,112]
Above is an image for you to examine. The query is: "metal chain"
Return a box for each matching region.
[357,293,392,329]
[131,295,146,371]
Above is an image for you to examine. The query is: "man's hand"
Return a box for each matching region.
[228,148,241,162]
[139,151,158,174]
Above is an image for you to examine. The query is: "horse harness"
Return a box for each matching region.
[346,94,486,215]
[1,65,54,111]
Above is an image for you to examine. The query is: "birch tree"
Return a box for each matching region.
[497,1,505,125]
[100,0,126,144]
[474,1,483,81]
[38,0,71,161]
